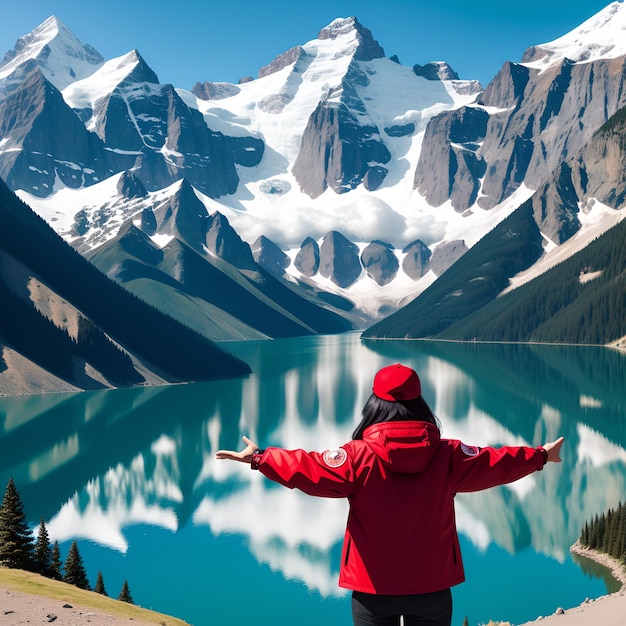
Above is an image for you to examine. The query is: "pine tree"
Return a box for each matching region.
[50,541,63,581]
[582,521,590,546]
[63,541,90,590]
[118,579,133,604]
[94,571,107,596]
[462,617,469,626]
[33,518,52,576]
[0,478,34,570]
[589,514,600,549]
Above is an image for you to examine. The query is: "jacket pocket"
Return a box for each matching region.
[344,538,352,566]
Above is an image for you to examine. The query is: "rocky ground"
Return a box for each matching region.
[0,586,186,625]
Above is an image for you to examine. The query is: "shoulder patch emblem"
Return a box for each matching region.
[323,448,347,468]
[461,443,479,457]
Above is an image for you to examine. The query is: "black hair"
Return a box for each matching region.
[352,393,441,440]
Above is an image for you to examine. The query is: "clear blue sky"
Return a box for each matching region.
[1,0,616,89]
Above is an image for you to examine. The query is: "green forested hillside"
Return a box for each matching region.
[435,216,626,344]
[0,179,251,388]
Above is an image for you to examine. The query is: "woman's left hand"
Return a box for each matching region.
[215,436,259,464]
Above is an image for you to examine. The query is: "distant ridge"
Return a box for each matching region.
[0,178,251,394]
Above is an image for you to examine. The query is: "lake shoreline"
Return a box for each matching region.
[519,542,626,625]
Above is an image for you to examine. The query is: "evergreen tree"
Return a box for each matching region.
[33,518,52,576]
[589,514,600,549]
[462,617,469,626]
[580,502,626,566]
[0,478,34,570]
[63,541,90,590]
[50,541,63,581]
[118,579,133,604]
[581,521,589,546]
[94,571,108,596]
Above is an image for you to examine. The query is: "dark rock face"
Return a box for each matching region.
[228,135,265,167]
[402,240,432,280]
[416,48,626,229]
[317,17,385,61]
[294,237,320,277]
[413,62,459,81]
[531,162,581,244]
[150,179,211,248]
[117,171,147,200]
[0,49,264,201]
[363,166,388,191]
[384,123,415,138]
[205,212,256,271]
[530,105,626,244]
[258,46,307,78]
[190,81,241,100]
[292,100,391,198]
[430,240,468,276]
[573,111,626,209]
[252,235,291,277]
[0,68,127,197]
[0,52,265,198]
[146,179,256,270]
[479,56,626,210]
[414,106,489,210]
[478,61,530,109]
[140,207,157,235]
[102,77,263,197]
[361,241,398,285]
[319,231,361,288]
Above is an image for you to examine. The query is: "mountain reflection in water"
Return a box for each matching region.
[1,333,624,625]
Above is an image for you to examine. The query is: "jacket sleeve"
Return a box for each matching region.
[448,440,547,493]
[257,446,356,498]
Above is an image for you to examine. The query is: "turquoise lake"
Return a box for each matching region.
[1,333,625,625]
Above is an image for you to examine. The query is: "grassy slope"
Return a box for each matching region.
[0,567,189,625]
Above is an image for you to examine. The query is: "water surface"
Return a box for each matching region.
[1,333,624,625]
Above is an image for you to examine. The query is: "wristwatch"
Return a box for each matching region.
[251,449,265,470]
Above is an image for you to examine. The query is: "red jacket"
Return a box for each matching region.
[257,420,547,595]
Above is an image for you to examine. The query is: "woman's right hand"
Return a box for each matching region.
[542,437,565,463]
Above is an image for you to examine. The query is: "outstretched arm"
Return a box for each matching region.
[217,437,356,498]
[215,436,259,464]
[453,436,565,493]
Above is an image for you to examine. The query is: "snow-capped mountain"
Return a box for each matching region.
[0,16,104,96]
[2,5,626,338]
[0,15,484,320]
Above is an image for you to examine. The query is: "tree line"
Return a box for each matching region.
[579,501,626,566]
[0,477,133,603]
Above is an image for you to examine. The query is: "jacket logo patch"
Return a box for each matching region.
[323,448,347,468]
[461,443,479,457]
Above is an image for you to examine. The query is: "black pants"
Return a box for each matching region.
[352,589,452,626]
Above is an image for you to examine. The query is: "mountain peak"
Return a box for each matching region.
[317,17,385,61]
[0,15,104,91]
[522,1,626,69]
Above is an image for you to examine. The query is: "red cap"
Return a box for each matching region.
[372,364,421,401]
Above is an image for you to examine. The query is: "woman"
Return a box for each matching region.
[216,363,564,626]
